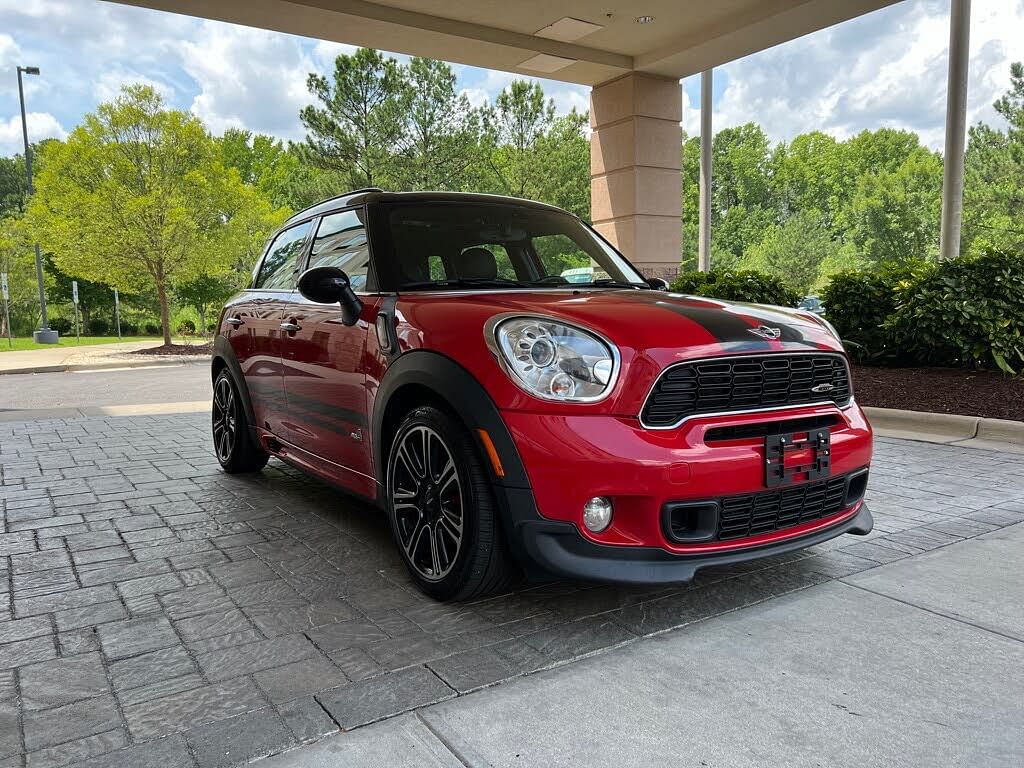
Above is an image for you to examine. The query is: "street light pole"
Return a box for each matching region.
[17,65,58,343]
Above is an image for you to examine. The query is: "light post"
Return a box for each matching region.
[17,65,58,343]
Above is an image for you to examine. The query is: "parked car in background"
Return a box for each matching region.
[211,190,873,601]
[799,295,826,315]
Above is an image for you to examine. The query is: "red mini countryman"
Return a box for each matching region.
[211,190,873,600]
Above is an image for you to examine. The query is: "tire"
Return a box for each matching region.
[212,369,269,474]
[386,405,516,601]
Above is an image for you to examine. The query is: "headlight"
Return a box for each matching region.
[490,316,619,402]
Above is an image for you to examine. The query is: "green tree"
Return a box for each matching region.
[484,80,556,199]
[300,47,409,188]
[394,57,484,191]
[962,63,1024,253]
[0,155,27,219]
[849,148,943,264]
[174,272,238,336]
[26,85,284,346]
[0,213,42,336]
[533,110,590,219]
[739,209,840,293]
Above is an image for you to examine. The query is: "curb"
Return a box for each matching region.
[864,406,1024,452]
[0,401,210,423]
[0,356,210,376]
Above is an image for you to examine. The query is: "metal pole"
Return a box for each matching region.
[1,273,11,348]
[17,67,52,334]
[698,69,713,272]
[114,289,122,340]
[939,0,971,261]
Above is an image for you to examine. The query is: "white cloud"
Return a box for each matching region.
[0,111,67,155]
[704,0,1024,151]
[177,22,315,138]
[92,69,175,104]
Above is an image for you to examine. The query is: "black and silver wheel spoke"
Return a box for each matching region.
[212,378,237,463]
[389,425,464,582]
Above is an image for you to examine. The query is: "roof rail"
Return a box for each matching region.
[287,187,385,221]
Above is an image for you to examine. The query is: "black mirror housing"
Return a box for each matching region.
[647,277,670,291]
[297,266,363,326]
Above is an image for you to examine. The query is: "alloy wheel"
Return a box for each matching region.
[389,425,464,581]
[212,376,237,464]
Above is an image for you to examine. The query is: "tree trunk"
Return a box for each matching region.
[156,279,172,347]
[198,307,207,338]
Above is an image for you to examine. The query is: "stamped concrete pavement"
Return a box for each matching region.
[0,410,1021,768]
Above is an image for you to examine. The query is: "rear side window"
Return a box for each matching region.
[254,222,312,290]
[309,209,371,292]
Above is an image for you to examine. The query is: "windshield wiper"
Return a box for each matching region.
[398,277,529,290]
[581,278,647,289]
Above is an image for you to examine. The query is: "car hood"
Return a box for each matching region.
[466,288,841,357]
[396,288,846,415]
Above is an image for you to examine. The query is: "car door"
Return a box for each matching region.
[281,207,379,491]
[243,220,313,436]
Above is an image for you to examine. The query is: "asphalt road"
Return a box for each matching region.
[0,364,210,411]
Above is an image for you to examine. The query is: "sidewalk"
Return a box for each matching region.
[0,340,209,375]
[261,523,1024,768]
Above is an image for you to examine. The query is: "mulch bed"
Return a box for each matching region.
[131,342,213,357]
[851,365,1024,422]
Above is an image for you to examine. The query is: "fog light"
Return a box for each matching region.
[583,496,613,532]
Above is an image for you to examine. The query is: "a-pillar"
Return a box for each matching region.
[590,72,682,280]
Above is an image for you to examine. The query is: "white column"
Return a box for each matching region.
[698,69,713,272]
[939,0,971,261]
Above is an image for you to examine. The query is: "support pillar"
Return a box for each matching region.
[698,69,713,272]
[939,0,971,261]
[590,73,682,280]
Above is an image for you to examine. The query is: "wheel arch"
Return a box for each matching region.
[372,350,531,506]
[212,335,258,439]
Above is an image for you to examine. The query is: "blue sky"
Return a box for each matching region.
[1,0,1023,156]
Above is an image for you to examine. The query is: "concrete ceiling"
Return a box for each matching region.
[108,0,902,85]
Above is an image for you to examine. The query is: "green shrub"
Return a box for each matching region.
[670,269,801,307]
[176,319,196,336]
[119,322,138,336]
[885,248,1024,373]
[820,262,928,364]
[143,322,161,336]
[49,317,73,335]
[87,318,110,336]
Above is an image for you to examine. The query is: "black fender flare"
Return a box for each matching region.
[211,335,259,441]
[371,350,532,499]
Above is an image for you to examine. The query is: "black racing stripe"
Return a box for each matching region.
[622,292,820,348]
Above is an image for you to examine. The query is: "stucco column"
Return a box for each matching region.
[590,72,682,280]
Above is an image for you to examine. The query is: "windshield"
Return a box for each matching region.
[377,202,648,291]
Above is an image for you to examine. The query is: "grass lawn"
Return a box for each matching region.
[0,336,203,352]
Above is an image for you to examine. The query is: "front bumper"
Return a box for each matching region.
[505,490,873,584]
[495,402,873,582]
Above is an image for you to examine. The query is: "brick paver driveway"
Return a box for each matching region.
[1,413,1022,767]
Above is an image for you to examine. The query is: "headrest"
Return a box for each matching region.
[451,247,498,280]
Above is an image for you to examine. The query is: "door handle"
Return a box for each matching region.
[225,317,244,327]
[280,321,302,332]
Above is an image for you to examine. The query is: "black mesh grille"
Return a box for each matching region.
[642,354,851,428]
[716,475,850,540]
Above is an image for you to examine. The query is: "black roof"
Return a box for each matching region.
[283,189,570,227]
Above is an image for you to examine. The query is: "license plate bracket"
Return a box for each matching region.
[765,428,831,487]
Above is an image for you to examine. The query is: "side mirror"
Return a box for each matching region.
[647,277,670,291]
[297,266,363,327]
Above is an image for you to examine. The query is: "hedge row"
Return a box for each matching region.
[669,270,801,307]
[822,248,1024,373]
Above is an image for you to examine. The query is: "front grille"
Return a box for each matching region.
[717,475,849,540]
[663,472,864,544]
[641,353,851,428]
